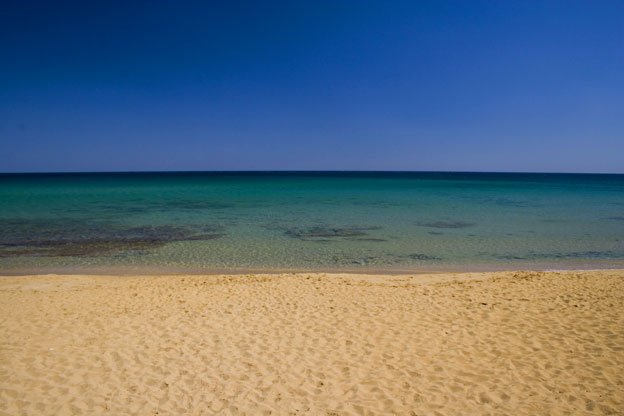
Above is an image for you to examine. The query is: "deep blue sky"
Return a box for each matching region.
[1,1,623,173]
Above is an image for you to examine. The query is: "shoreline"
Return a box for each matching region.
[2,269,623,414]
[3,259,624,277]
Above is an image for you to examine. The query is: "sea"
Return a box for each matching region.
[1,172,623,274]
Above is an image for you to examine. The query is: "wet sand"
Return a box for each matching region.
[1,270,623,415]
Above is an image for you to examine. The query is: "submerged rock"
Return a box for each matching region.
[0,219,225,257]
[403,253,442,261]
[285,225,382,241]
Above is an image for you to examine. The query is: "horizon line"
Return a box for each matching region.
[1,169,623,176]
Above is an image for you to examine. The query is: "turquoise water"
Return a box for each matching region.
[1,172,623,273]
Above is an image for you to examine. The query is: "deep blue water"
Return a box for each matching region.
[1,172,623,273]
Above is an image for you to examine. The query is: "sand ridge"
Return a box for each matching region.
[1,270,623,415]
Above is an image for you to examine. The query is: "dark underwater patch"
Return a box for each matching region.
[284,225,382,241]
[605,216,624,221]
[496,250,623,261]
[0,219,225,257]
[403,253,442,261]
[306,253,386,266]
[345,255,384,265]
[546,251,623,259]
[496,254,529,260]
[416,220,475,229]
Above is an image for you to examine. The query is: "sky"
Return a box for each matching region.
[1,1,623,173]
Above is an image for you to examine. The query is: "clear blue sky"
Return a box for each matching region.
[1,1,622,173]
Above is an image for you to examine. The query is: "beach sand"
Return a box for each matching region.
[1,270,623,415]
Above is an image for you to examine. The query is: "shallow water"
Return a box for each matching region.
[1,172,623,273]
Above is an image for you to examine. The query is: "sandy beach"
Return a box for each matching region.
[1,270,623,415]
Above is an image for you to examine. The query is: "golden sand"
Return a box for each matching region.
[1,270,623,415]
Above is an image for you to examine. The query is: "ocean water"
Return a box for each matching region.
[1,172,623,273]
